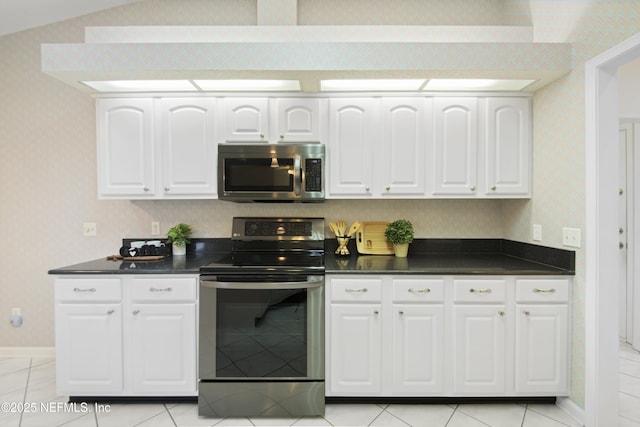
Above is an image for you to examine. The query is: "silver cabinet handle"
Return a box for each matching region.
[150,287,172,293]
[386,186,390,191]
[373,310,379,315]
[408,288,431,294]
[280,134,284,139]
[523,310,530,316]
[143,187,150,192]
[164,187,170,191]
[470,186,477,192]
[498,311,505,317]
[132,310,140,315]
[620,242,625,249]
[106,309,115,315]
[73,287,96,293]
[345,288,368,293]
[399,310,404,315]
[469,288,492,293]
[365,186,370,192]
[491,185,497,191]
[260,133,265,139]
[533,288,556,293]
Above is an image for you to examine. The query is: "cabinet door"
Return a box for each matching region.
[160,98,217,196]
[392,304,444,394]
[223,98,268,142]
[485,97,531,196]
[433,98,478,196]
[328,98,375,197]
[380,98,428,196]
[453,305,506,394]
[97,99,155,196]
[275,98,320,142]
[55,303,123,394]
[328,304,382,394]
[128,303,197,394]
[515,304,569,393]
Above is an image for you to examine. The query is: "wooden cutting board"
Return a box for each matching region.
[355,222,394,255]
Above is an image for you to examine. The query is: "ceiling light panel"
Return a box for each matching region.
[320,79,426,91]
[423,79,536,91]
[193,80,301,91]
[81,80,198,92]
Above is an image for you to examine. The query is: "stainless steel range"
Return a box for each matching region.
[198,217,325,418]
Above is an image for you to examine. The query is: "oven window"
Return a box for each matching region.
[216,288,307,378]
[224,158,294,192]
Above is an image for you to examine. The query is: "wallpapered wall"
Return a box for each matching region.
[1,0,639,410]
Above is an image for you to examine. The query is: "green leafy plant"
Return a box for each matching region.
[384,219,414,245]
[167,223,192,247]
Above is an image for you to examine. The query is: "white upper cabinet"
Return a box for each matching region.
[274,98,321,142]
[432,97,479,196]
[160,98,217,197]
[223,98,269,142]
[328,98,375,197]
[97,98,155,197]
[484,97,532,197]
[379,98,429,196]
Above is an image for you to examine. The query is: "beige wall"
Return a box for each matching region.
[0,0,639,410]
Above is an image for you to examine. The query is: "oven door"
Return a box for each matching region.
[199,274,324,381]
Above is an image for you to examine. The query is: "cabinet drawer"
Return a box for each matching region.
[516,279,570,303]
[55,278,122,302]
[392,279,445,302]
[454,279,506,303]
[330,278,383,302]
[130,278,197,302]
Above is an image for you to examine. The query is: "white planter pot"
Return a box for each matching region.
[172,243,186,256]
[393,243,409,258]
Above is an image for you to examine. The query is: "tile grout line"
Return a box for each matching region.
[379,406,412,427]
[17,357,33,427]
[366,406,386,427]
[163,403,178,427]
[521,405,527,427]
[443,404,457,427]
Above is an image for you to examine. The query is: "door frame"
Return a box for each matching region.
[586,32,640,426]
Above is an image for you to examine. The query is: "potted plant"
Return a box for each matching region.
[167,223,192,256]
[384,219,414,257]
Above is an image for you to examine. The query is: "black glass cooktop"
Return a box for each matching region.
[201,251,325,273]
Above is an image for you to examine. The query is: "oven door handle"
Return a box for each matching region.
[200,277,324,290]
[294,154,302,196]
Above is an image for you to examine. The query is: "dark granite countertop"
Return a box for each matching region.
[48,239,229,275]
[49,238,574,276]
[324,239,574,275]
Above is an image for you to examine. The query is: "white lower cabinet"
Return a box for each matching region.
[54,275,198,396]
[326,274,571,397]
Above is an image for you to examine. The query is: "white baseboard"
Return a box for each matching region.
[0,347,55,358]
[556,396,585,426]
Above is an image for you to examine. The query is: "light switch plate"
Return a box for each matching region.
[83,222,97,236]
[533,224,542,241]
[151,222,160,236]
[562,227,581,248]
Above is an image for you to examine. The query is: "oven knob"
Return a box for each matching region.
[276,225,286,235]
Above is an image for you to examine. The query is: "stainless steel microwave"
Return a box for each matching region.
[217,143,325,202]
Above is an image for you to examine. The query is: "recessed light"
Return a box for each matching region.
[423,79,536,91]
[193,80,301,91]
[81,80,198,92]
[320,79,426,91]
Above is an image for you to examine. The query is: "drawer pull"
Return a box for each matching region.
[373,310,379,315]
[533,288,556,293]
[399,310,404,315]
[523,310,531,316]
[408,288,431,294]
[106,310,115,315]
[132,310,140,315]
[150,287,173,293]
[73,287,96,293]
[345,288,368,293]
[469,288,492,294]
[498,311,505,317]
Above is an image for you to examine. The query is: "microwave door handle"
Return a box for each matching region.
[294,154,302,196]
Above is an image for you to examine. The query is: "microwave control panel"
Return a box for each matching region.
[305,159,322,192]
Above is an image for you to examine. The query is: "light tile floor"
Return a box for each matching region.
[2,346,636,427]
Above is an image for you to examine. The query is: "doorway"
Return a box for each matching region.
[586,32,640,427]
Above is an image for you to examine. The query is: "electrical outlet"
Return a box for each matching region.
[151,222,160,236]
[10,307,22,327]
[532,224,542,241]
[83,222,97,236]
[562,227,582,248]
